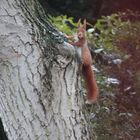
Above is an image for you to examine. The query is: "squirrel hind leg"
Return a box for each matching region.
[85,98,97,104]
[86,90,98,104]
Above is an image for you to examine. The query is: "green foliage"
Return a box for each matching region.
[48,15,77,34]
[91,14,129,52]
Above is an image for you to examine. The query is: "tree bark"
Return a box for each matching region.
[0,0,89,140]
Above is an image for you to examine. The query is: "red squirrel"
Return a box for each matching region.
[66,19,99,103]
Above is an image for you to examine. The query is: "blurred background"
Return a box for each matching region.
[43,0,140,21]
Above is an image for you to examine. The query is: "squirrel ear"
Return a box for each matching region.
[83,19,86,29]
[77,19,81,27]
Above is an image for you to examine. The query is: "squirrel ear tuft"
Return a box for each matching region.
[77,19,81,27]
[83,19,86,30]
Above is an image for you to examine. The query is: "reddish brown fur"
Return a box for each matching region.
[82,65,98,102]
[67,19,99,103]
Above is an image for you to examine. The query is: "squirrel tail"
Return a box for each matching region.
[82,65,98,103]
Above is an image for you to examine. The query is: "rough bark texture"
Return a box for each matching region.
[0,0,89,140]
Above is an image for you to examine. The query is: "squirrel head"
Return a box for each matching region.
[77,19,86,40]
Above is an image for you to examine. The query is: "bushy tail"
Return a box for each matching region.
[82,65,98,103]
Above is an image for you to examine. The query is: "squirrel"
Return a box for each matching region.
[65,19,99,104]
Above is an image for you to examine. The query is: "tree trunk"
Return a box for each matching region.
[0,0,89,140]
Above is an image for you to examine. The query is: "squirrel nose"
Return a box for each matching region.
[78,32,83,38]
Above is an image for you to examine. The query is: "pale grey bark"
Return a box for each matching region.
[0,0,89,140]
